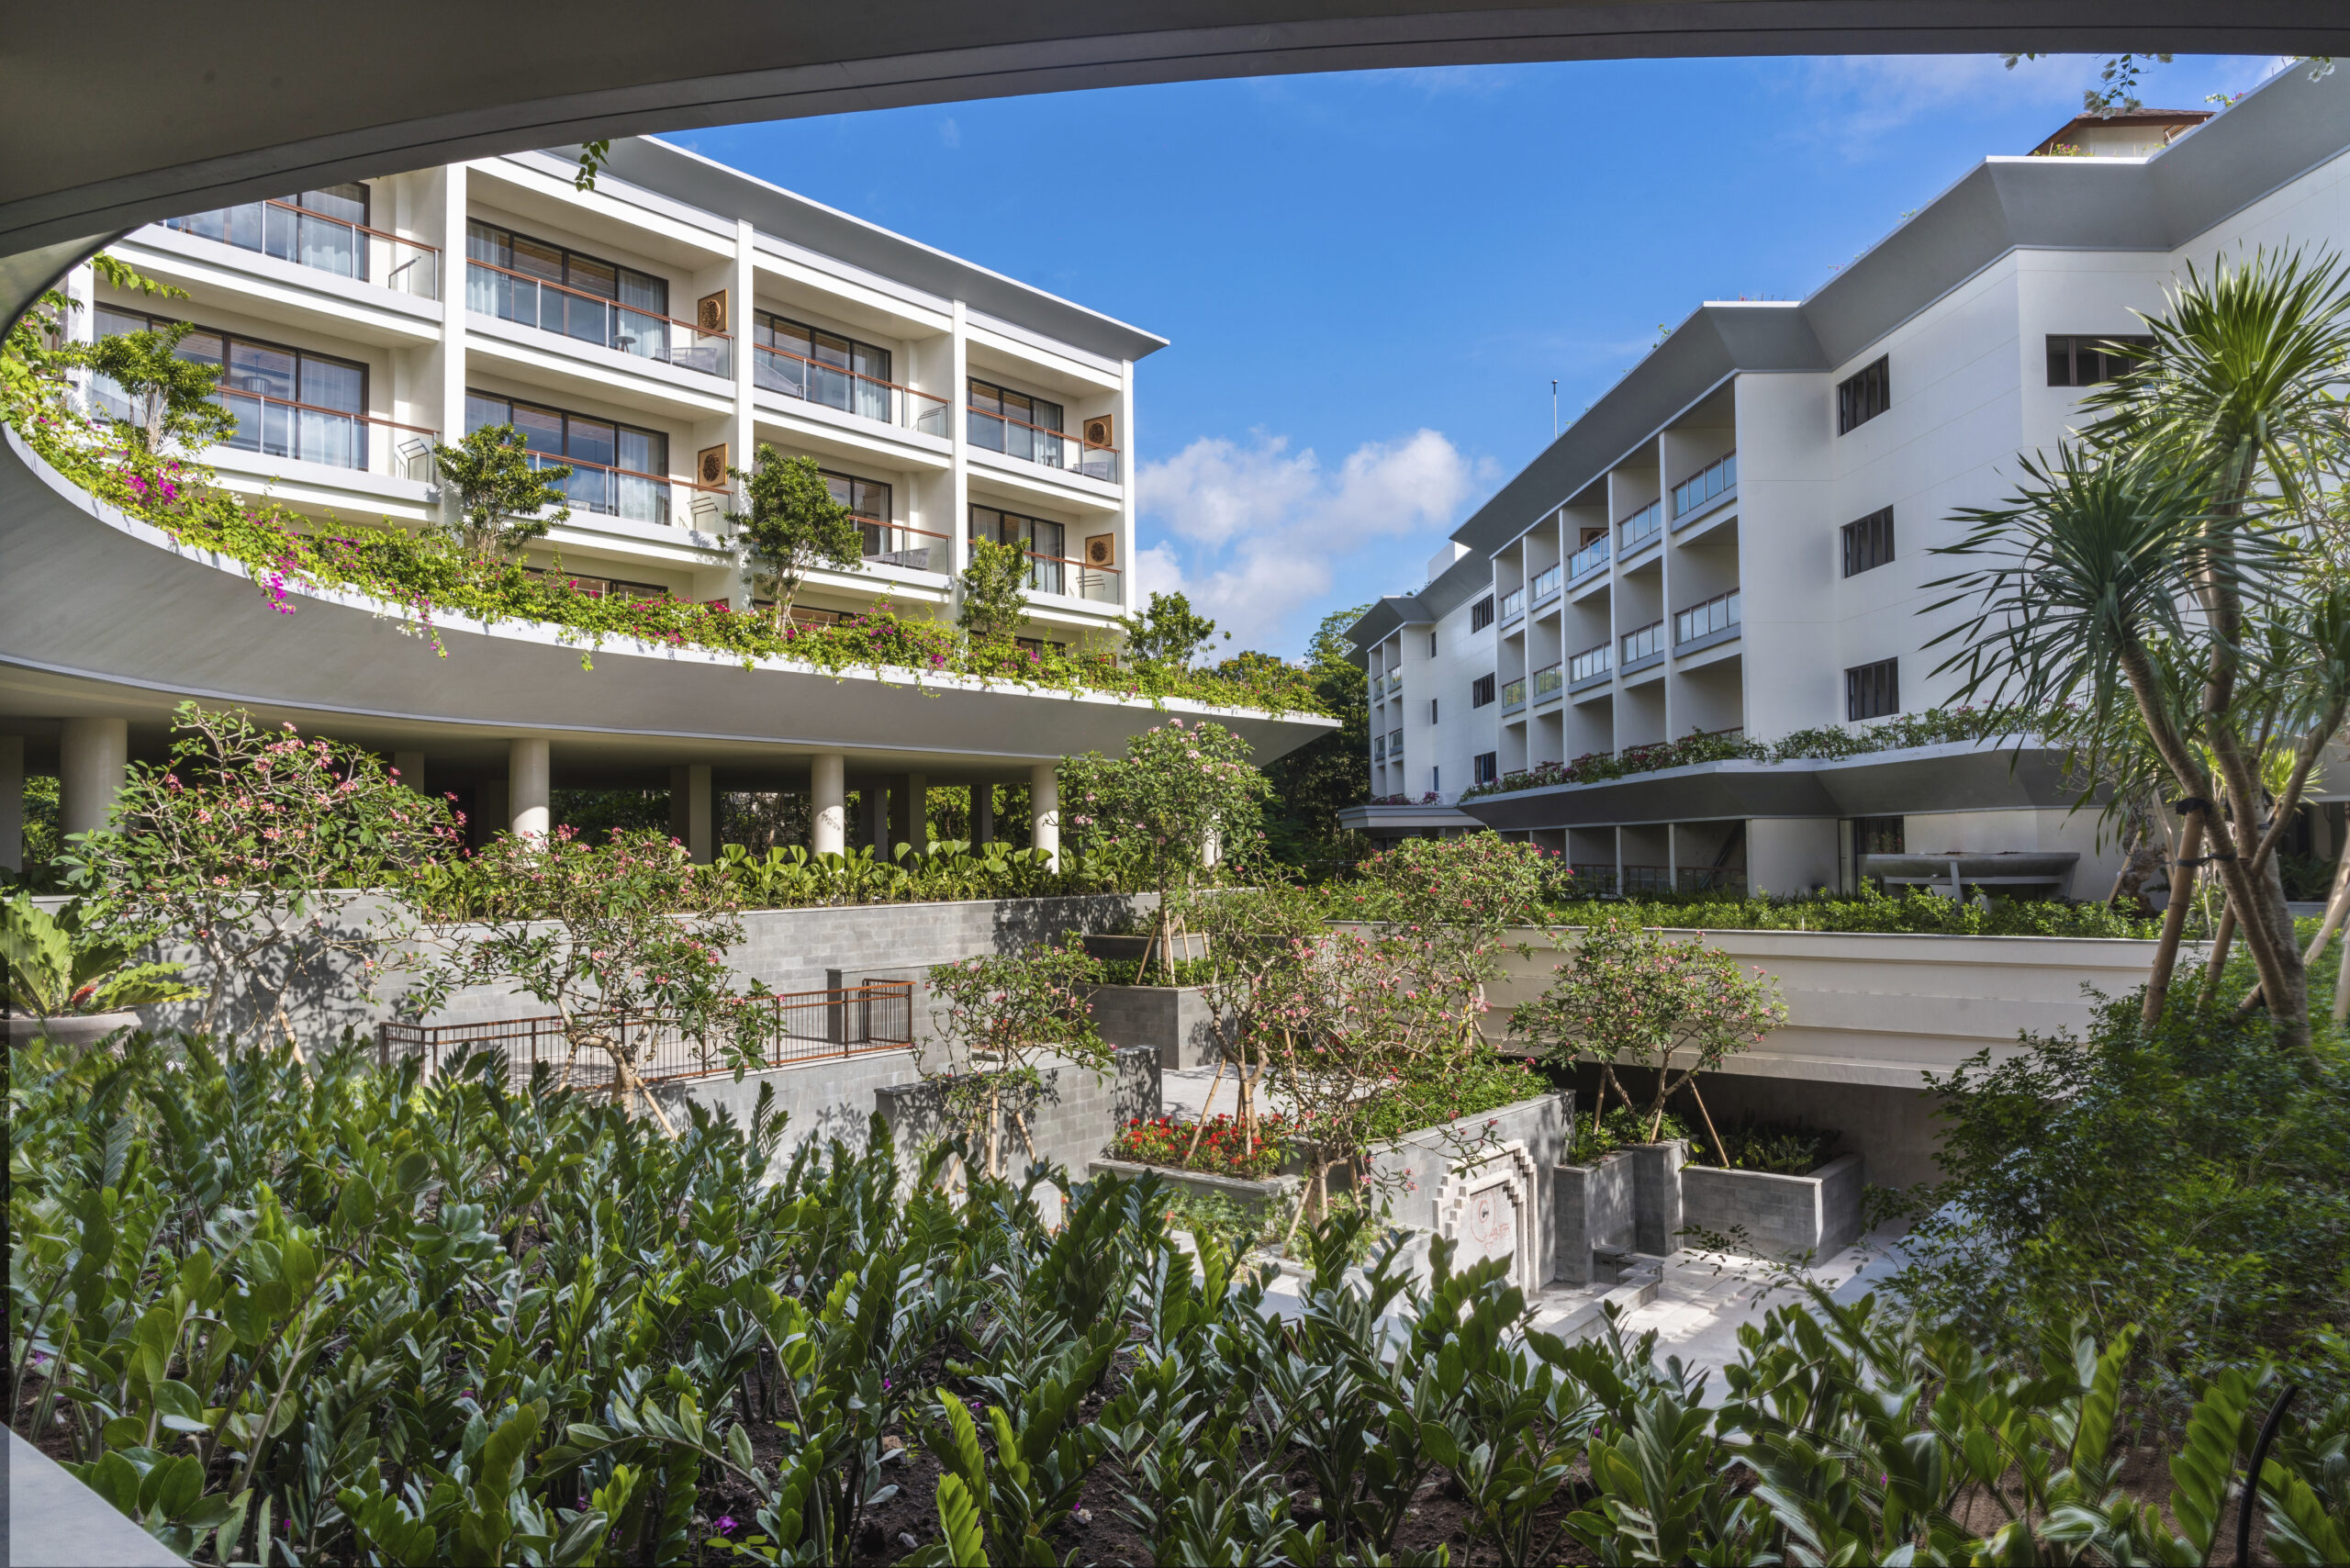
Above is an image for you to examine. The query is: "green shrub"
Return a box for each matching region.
[1547,887,2165,939]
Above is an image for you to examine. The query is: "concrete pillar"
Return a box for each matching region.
[811,753,845,857]
[59,716,129,840]
[684,764,712,863]
[477,779,508,846]
[509,738,550,840]
[890,773,927,853]
[1630,1139,1686,1257]
[392,750,426,793]
[971,782,993,846]
[0,734,22,872]
[1030,760,1059,871]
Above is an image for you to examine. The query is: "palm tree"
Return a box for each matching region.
[1929,249,2350,1061]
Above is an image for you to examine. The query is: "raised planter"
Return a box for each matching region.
[1080,930,1210,964]
[1088,983,1216,1068]
[6,1010,142,1047]
[1550,1149,1634,1286]
[1355,1092,1572,1288]
[1680,1152,1865,1260]
[1089,1155,1302,1213]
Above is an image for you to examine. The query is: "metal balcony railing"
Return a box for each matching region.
[1568,533,1610,578]
[1501,677,1528,711]
[516,449,729,529]
[1529,564,1562,604]
[1568,642,1612,686]
[1618,498,1663,551]
[967,406,1119,482]
[1531,662,1563,700]
[166,200,440,298]
[755,342,948,436]
[1671,450,1737,518]
[199,386,439,478]
[1619,619,1665,666]
[467,260,733,378]
[1673,588,1742,645]
[1499,587,1526,623]
[855,516,950,574]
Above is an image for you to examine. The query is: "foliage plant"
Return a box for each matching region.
[1059,716,1272,981]
[728,446,862,630]
[1258,603,1373,868]
[14,1035,2350,1567]
[1185,881,1337,1163]
[1929,249,2350,1059]
[431,421,573,565]
[84,318,235,455]
[67,702,458,1048]
[1567,1104,1693,1165]
[1512,923,1789,1151]
[1113,589,1227,671]
[1109,1113,1292,1180]
[955,536,1030,648]
[0,894,198,1019]
[923,945,1109,1178]
[1539,885,2165,938]
[407,826,770,1133]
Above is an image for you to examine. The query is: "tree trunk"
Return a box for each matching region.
[2143,806,2205,1026]
[2199,902,2237,1011]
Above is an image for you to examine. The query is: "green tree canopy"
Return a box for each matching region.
[1117,589,1226,669]
[431,423,572,565]
[957,537,1030,648]
[85,319,232,455]
[729,445,863,630]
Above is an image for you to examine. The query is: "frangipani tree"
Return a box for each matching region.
[1929,249,2350,1060]
[925,945,1107,1178]
[1059,717,1270,982]
[728,445,862,631]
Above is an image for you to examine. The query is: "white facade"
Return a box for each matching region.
[79,138,1151,643]
[1348,73,2350,895]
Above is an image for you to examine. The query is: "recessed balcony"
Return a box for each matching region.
[1673,588,1742,655]
[1567,533,1609,583]
[1569,641,1612,693]
[1619,618,1665,676]
[754,342,948,438]
[1529,563,1562,609]
[1531,661,1563,704]
[1498,586,1526,627]
[1670,450,1737,531]
[1617,498,1663,555]
[966,404,1119,483]
[166,198,440,299]
[466,260,733,379]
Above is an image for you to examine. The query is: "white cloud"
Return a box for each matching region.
[1137,429,1477,653]
[938,118,960,149]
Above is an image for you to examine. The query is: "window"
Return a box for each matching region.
[1852,815,1905,855]
[522,566,670,602]
[969,505,1068,594]
[1846,657,1900,721]
[165,184,372,279]
[95,308,369,468]
[1837,355,1890,434]
[1470,594,1495,632]
[1471,673,1496,708]
[1428,699,1439,725]
[1431,766,1440,793]
[1473,752,1499,786]
[1841,507,1895,577]
[465,221,671,359]
[967,376,1063,463]
[2046,334,2154,387]
[465,391,670,523]
[755,310,893,420]
[1428,632,1438,657]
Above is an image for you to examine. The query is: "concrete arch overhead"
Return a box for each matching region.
[8,2,2350,321]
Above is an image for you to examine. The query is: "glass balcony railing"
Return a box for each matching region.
[1501,678,1528,711]
[1619,619,1665,666]
[1671,450,1737,519]
[1373,734,1386,760]
[755,342,948,436]
[1529,564,1562,603]
[467,261,733,378]
[967,406,1120,482]
[1569,642,1612,685]
[515,449,727,528]
[1499,588,1526,623]
[1618,498,1663,551]
[1389,729,1404,758]
[166,200,440,297]
[856,517,950,574]
[1568,534,1610,578]
[1673,588,1742,645]
[1531,662,1563,700]
[97,376,441,481]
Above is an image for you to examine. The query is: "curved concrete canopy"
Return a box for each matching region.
[0,431,1333,786]
[8,2,2350,320]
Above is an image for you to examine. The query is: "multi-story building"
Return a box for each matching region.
[1,138,1332,867]
[1345,70,2350,898]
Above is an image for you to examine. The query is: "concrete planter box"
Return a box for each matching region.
[1680,1152,1865,1261]
[1080,930,1209,963]
[1550,1150,1634,1286]
[1352,1092,1572,1288]
[1089,1155,1302,1213]
[1088,983,1217,1068]
[6,1010,142,1047]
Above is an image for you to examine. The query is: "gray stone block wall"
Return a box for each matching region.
[1628,1140,1686,1257]
[1087,983,1217,1068]
[872,1044,1160,1182]
[1679,1152,1866,1261]
[649,1047,934,1173]
[1552,1151,1634,1286]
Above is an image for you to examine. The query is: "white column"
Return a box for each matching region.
[948,298,971,592]
[476,778,508,846]
[1030,760,1059,871]
[509,737,549,840]
[436,163,469,470]
[890,772,927,852]
[392,750,426,793]
[1117,356,1137,614]
[685,763,712,863]
[59,716,128,840]
[730,217,757,610]
[0,734,22,872]
[811,753,845,856]
[971,781,993,845]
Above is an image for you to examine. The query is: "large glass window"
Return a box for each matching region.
[1837,356,1890,435]
[968,504,1068,594]
[465,390,669,524]
[94,307,369,468]
[967,377,1064,465]
[166,184,372,280]
[755,311,893,422]
[466,221,673,363]
[2047,334,2154,387]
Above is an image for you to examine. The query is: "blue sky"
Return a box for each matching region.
[679,51,2289,658]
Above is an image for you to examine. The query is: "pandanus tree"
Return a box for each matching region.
[1929,248,2350,1061]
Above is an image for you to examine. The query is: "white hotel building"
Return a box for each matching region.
[0,139,1330,864]
[1344,72,2350,899]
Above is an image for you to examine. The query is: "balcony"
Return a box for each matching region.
[1618,498,1663,554]
[1619,618,1665,673]
[1673,588,1742,654]
[1567,533,1609,581]
[1005,543,1120,603]
[1369,674,1384,704]
[1531,661,1563,703]
[1501,677,1528,713]
[1670,450,1737,525]
[467,261,732,378]
[1498,587,1526,626]
[1374,734,1387,760]
[754,343,948,438]
[1389,728,1404,760]
[201,387,440,482]
[519,450,728,530]
[1528,563,1562,607]
[166,200,439,298]
[967,406,1119,483]
[856,517,949,575]
[1568,641,1612,692]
